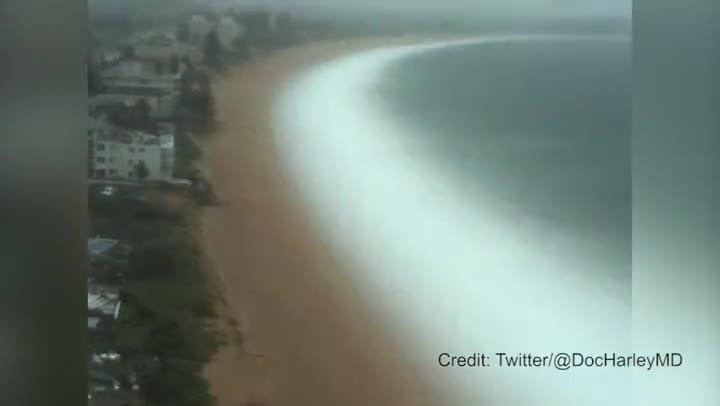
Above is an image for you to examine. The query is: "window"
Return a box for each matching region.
[108,169,118,176]
[129,147,135,153]
[95,169,107,178]
[110,145,118,151]
[108,157,115,163]
[138,148,145,152]
[96,143,106,151]
[96,157,105,163]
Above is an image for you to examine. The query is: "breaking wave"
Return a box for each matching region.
[272,35,630,405]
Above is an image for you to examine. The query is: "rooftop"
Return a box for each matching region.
[88,317,102,330]
[92,128,172,146]
[95,86,173,97]
[88,238,119,257]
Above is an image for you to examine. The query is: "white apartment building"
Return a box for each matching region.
[89,122,175,181]
[101,59,181,94]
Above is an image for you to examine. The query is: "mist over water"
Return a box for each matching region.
[378,38,631,282]
[274,35,631,405]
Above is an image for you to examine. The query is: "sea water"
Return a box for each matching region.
[274,34,631,405]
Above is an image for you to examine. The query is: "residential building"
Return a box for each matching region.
[88,120,175,181]
[101,59,180,94]
[134,36,204,66]
[89,90,178,120]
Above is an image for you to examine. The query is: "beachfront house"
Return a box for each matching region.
[91,35,207,121]
[88,121,176,182]
[90,89,178,120]
[101,59,180,94]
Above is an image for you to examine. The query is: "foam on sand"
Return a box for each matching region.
[273,36,630,405]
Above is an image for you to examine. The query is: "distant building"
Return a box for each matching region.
[217,16,245,51]
[90,89,178,120]
[133,39,204,68]
[101,49,123,66]
[188,15,212,45]
[88,119,175,181]
[100,60,180,94]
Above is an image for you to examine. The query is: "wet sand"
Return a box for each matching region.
[200,38,445,406]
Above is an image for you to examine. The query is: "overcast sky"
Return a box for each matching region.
[90,0,630,23]
[251,0,630,18]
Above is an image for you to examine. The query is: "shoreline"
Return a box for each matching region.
[199,38,445,406]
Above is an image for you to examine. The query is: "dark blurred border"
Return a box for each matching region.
[634,0,720,405]
[0,0,719,404]
[0,0,87,404]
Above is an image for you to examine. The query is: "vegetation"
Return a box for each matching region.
[179,67,215,133]
[134,161,150,181]
[173,128,202,179]
[88,61,103,95]
[140,360,214,406]
[203,29,223,71]
[177,22,189,42]
[90,191,221,406]
[88,10,293,405]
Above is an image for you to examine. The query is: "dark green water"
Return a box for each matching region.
[377,38,631,278]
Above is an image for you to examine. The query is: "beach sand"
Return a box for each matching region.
[200,38,445,406]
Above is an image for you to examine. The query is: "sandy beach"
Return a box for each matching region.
[200,38,444,406]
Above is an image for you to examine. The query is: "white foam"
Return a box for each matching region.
[272,36,631,405]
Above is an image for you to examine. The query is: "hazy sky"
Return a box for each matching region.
[253,0,630,18]
[89,0,630,22]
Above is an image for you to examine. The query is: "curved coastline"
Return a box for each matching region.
[272,35,631,405]
[201,38,452,406]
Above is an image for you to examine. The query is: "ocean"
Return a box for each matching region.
[274,35,632,405]
[377,37,632,281]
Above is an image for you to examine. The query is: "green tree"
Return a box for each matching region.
[88,62,103,95]
[169,55,180,74]
[128,239,196,279]
[135,161,150,181]
[203,29,222,71]
[180,68,214,123]
[136,98,152,122]
[177,22,189,42]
